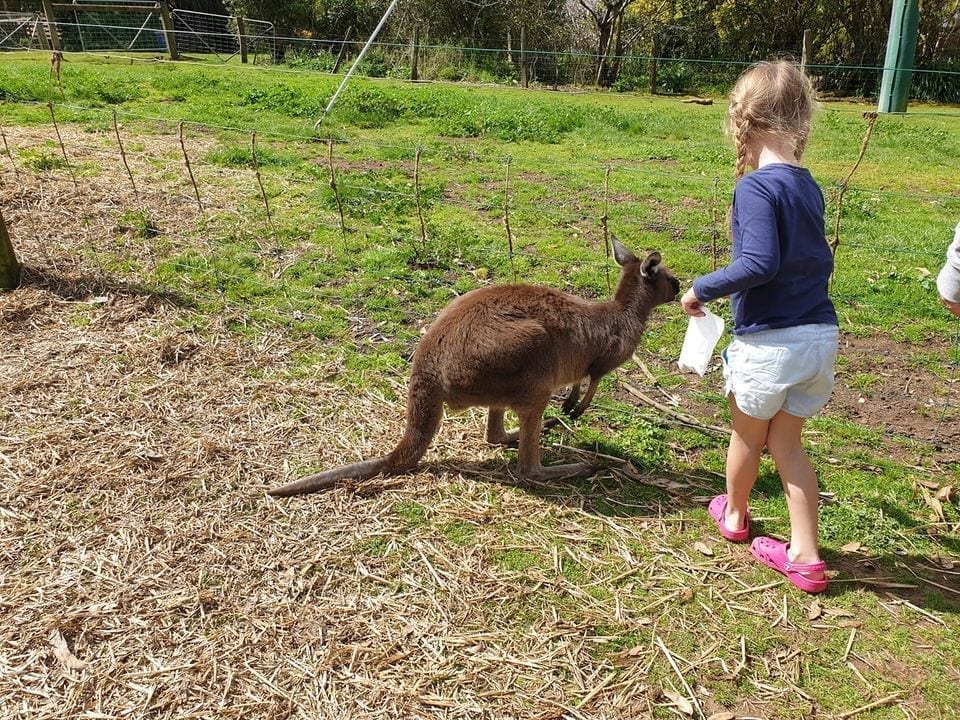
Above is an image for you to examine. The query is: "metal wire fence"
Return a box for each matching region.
[2,11,959,102]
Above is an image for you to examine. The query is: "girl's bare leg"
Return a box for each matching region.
[766,409,824,580]
[724,397,769,533]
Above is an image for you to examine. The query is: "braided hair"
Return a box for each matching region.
[726,60,817,180]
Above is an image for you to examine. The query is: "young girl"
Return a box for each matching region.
[681,60,839,594]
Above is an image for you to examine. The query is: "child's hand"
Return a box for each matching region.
[681,288,705,317]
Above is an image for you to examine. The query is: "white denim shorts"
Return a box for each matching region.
[722,324,839,420]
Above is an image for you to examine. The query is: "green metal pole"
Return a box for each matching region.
[878,0,919,113]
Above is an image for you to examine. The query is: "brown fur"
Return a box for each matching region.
[268,237,680,497]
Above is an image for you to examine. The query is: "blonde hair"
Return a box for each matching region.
[727,60,817,180]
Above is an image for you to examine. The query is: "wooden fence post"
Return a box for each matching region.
[649,34,659,95]
[0,208,21,290]
[801,29,812,74]
[410,26,419,81]
[40,0,60,51]
[236,16,248,64]
[159,0,179,60]
[520,27,528,88]
[333,27,353,74]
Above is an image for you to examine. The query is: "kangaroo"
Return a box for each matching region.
[268,236,680,497]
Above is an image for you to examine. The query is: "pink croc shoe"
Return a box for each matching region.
[708,494,750,542]
[750,536,828,594]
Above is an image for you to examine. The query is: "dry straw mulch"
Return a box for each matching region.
[2,124,957,720]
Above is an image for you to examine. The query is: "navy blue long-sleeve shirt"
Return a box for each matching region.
[693,163,838,336]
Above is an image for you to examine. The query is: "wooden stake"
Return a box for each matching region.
[831,111,878,259]
[601,164,611,293]
[112,110,138,199]
[326,139,346,251]
[414,146,428,257]
[503,156,516,281]
[251,131,275,240]
[47,101,77,188]
[178,121,202,212]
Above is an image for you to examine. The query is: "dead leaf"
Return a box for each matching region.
[694,541,713,556]
[808,599,823,620]
[49,629,87,671]
[839,541,862,552]
[919,484,946,522]
[935,485,954,502]
[707,713,736,720]
[662,688,694,716]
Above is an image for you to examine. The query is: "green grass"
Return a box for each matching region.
[1,52,958,718]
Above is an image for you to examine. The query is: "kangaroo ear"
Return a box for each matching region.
[611,234,637,267]
[641,251,662,277]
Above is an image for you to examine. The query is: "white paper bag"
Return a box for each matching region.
[677,308,725,376]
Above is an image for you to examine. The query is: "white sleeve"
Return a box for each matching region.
[936,222,960,303]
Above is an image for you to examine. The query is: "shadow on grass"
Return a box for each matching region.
[443,448,960,615]
[7,263,194,313]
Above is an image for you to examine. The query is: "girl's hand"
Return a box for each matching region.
[681,288,705,317]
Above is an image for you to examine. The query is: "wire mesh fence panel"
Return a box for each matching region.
[52,1,168,53]
[0,12,45,51]
[171,10,274,62]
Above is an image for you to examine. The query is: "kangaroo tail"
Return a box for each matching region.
[269,375,445,498]
[266,457,394,497]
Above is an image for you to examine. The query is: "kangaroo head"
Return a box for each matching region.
[611,234,680,307]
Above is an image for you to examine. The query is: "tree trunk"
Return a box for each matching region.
[0,208,21,290]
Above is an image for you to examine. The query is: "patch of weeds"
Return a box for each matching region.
[68,68,145,105]
[241,84,323,118]
[393,500,428,528]
[848,372,881,392]
[356,535,390,557]
[440,520,476,547]
[116,209,160,238]
[19,147,68,172]
[495,547,540,573]
[206,144,301,169]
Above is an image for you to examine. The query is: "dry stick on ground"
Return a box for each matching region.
[836,690,907,719]
[112,110,138,200]
[621,379,731,436]
[326,139,347,251]
[655,636,705,719]
[250,131,275,245]
[178,120,203,213]
[47,102,77,188]
[503,156,516,282]
[414,146,428,259]
[830,111,878,259]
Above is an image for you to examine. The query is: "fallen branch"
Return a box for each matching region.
[836,690,906,719]
[621,379,730,436]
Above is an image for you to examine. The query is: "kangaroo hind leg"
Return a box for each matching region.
[515,404,593,482]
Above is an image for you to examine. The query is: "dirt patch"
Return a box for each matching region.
[634,332,960,464]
